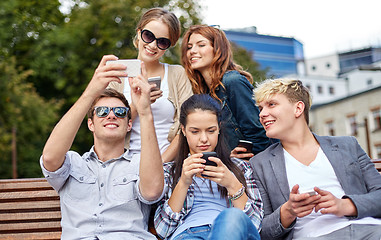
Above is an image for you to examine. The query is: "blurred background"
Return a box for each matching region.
[1,0,380,179]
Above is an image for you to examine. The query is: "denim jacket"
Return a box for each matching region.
[215,70,272,154]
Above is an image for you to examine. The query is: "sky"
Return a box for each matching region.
[199,0,381,59]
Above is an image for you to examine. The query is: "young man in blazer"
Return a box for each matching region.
[250,78,381,240]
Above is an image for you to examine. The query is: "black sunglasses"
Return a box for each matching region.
[94,106,129,118]
[141,29,171,50]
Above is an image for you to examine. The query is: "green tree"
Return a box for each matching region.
[0,57,62,178]
[0,0,64,62]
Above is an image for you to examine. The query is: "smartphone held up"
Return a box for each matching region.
[106,59,141,78]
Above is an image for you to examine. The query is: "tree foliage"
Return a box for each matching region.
[0,58,62,178]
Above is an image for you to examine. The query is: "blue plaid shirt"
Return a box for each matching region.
[154,158,263,239]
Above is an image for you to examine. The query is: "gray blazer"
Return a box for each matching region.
[250,134,381,240]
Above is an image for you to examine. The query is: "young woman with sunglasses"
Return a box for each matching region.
[109,8,193,162]
[154,94,262,240]
[181,25,273,159]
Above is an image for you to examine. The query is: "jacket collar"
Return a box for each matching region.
[268,133,348,201]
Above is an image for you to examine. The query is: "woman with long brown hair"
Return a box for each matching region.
[180,25,272,158]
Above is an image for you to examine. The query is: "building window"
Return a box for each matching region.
[317,85,323,94]
[372,108,381,131]
[326,63,331,69]
[329,86,335,95]
[367,79,373,86]
[347,114,358,136]
[375,144,381,159]
[326,121,335,136]
[312,65,316,71]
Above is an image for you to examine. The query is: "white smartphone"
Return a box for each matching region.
[106,59,141,77]
[148,76,161,91]
[301,190,317,196]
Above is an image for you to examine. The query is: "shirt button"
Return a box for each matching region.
[79,176,84,181]
[123,178,127,182]
[100,183,104,187]
[102,165,106,168]
[99,203,103,207]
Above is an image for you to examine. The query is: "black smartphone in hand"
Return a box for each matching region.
[201,152,217,177]
[237,140,253,160]
[201,152,218,167]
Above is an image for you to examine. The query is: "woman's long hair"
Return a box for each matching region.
[171,94,249,201]
[181,25,253,102]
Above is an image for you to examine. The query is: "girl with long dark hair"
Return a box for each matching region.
[154,94,262,240]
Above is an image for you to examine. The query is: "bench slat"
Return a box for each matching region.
[0,232,61,240]
[0,190,58,202]
[0,200,60,212]
[0,221,61,232]
[0,211,61,222]
[0,180,52,192]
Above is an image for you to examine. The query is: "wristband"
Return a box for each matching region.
[228,184,245,201]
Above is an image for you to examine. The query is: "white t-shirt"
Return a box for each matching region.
[124,64,175,154]
[284,147,381,239]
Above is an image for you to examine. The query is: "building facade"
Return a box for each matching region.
[224,27,304,78]
[310,86,381,159]
[305,47,381,77]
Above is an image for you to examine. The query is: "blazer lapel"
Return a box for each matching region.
[269,144,290,202]
[314,134,350,192]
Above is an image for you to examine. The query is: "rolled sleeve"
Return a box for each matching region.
[40,151,76,192]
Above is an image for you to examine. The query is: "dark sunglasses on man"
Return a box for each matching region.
[141,29,171,50]
[94,106,129,118]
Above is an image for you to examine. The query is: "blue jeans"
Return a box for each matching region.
[172,208,260,240]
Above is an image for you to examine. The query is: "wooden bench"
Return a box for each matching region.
[0,178,61,240]
[0,178,160,239]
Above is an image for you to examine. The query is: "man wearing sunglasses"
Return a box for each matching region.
[40,55,164,239]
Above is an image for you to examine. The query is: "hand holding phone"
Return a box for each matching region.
[201,152,217,177]
[300,190,317,196]
[106,59,141,77]
[201,152,218,166]
[237,140,253,160]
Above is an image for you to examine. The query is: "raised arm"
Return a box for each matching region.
[129,63,164,201]
[42,55,126,171]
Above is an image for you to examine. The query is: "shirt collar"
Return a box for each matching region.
[88,146,132,163]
